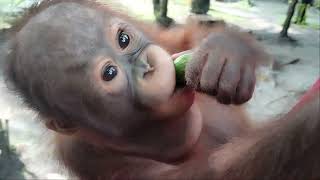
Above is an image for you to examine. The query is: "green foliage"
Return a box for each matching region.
[171,0,189,6]
[208,9,246,23]
[0,0,39,29]
[212,0,252,11]
[314,0,320,9]
[299,22,320,29]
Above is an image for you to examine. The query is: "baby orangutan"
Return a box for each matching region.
[4,0,319,179]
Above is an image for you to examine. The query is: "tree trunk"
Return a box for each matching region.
[153,0,169,17]
[153,0,173,27]
[294,3,308,24]
[248,0,254,6]
[280,0,299,38]
[191,0,211,15]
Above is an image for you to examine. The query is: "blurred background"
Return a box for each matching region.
[0,0,319,179]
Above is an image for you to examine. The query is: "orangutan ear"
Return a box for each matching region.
[45,119,78,135]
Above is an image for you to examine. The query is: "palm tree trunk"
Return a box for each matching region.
[191,0,210,15]
[153,0,173,27]
[280,0,299,37]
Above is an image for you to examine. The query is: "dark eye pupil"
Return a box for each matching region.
[118,31,130,49]
[103,65,117,81]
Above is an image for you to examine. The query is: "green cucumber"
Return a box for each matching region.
[174,52,192,86]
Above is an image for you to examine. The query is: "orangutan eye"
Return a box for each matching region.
[118,31,130,49]
[102,65,118,81]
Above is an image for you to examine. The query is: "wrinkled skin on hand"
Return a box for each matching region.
[185,31,262,105]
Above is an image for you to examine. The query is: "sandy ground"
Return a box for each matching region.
[0,1,319,179]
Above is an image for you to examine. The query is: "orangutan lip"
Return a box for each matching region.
[152,87,195,120]
[173,87,195,105]
[173,86,192,95]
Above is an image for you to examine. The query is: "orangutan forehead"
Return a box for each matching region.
[15,2,115,57]
[11,0,113,33]
[26,2,105,26]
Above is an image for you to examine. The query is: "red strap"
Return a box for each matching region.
[295,78,320,107]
